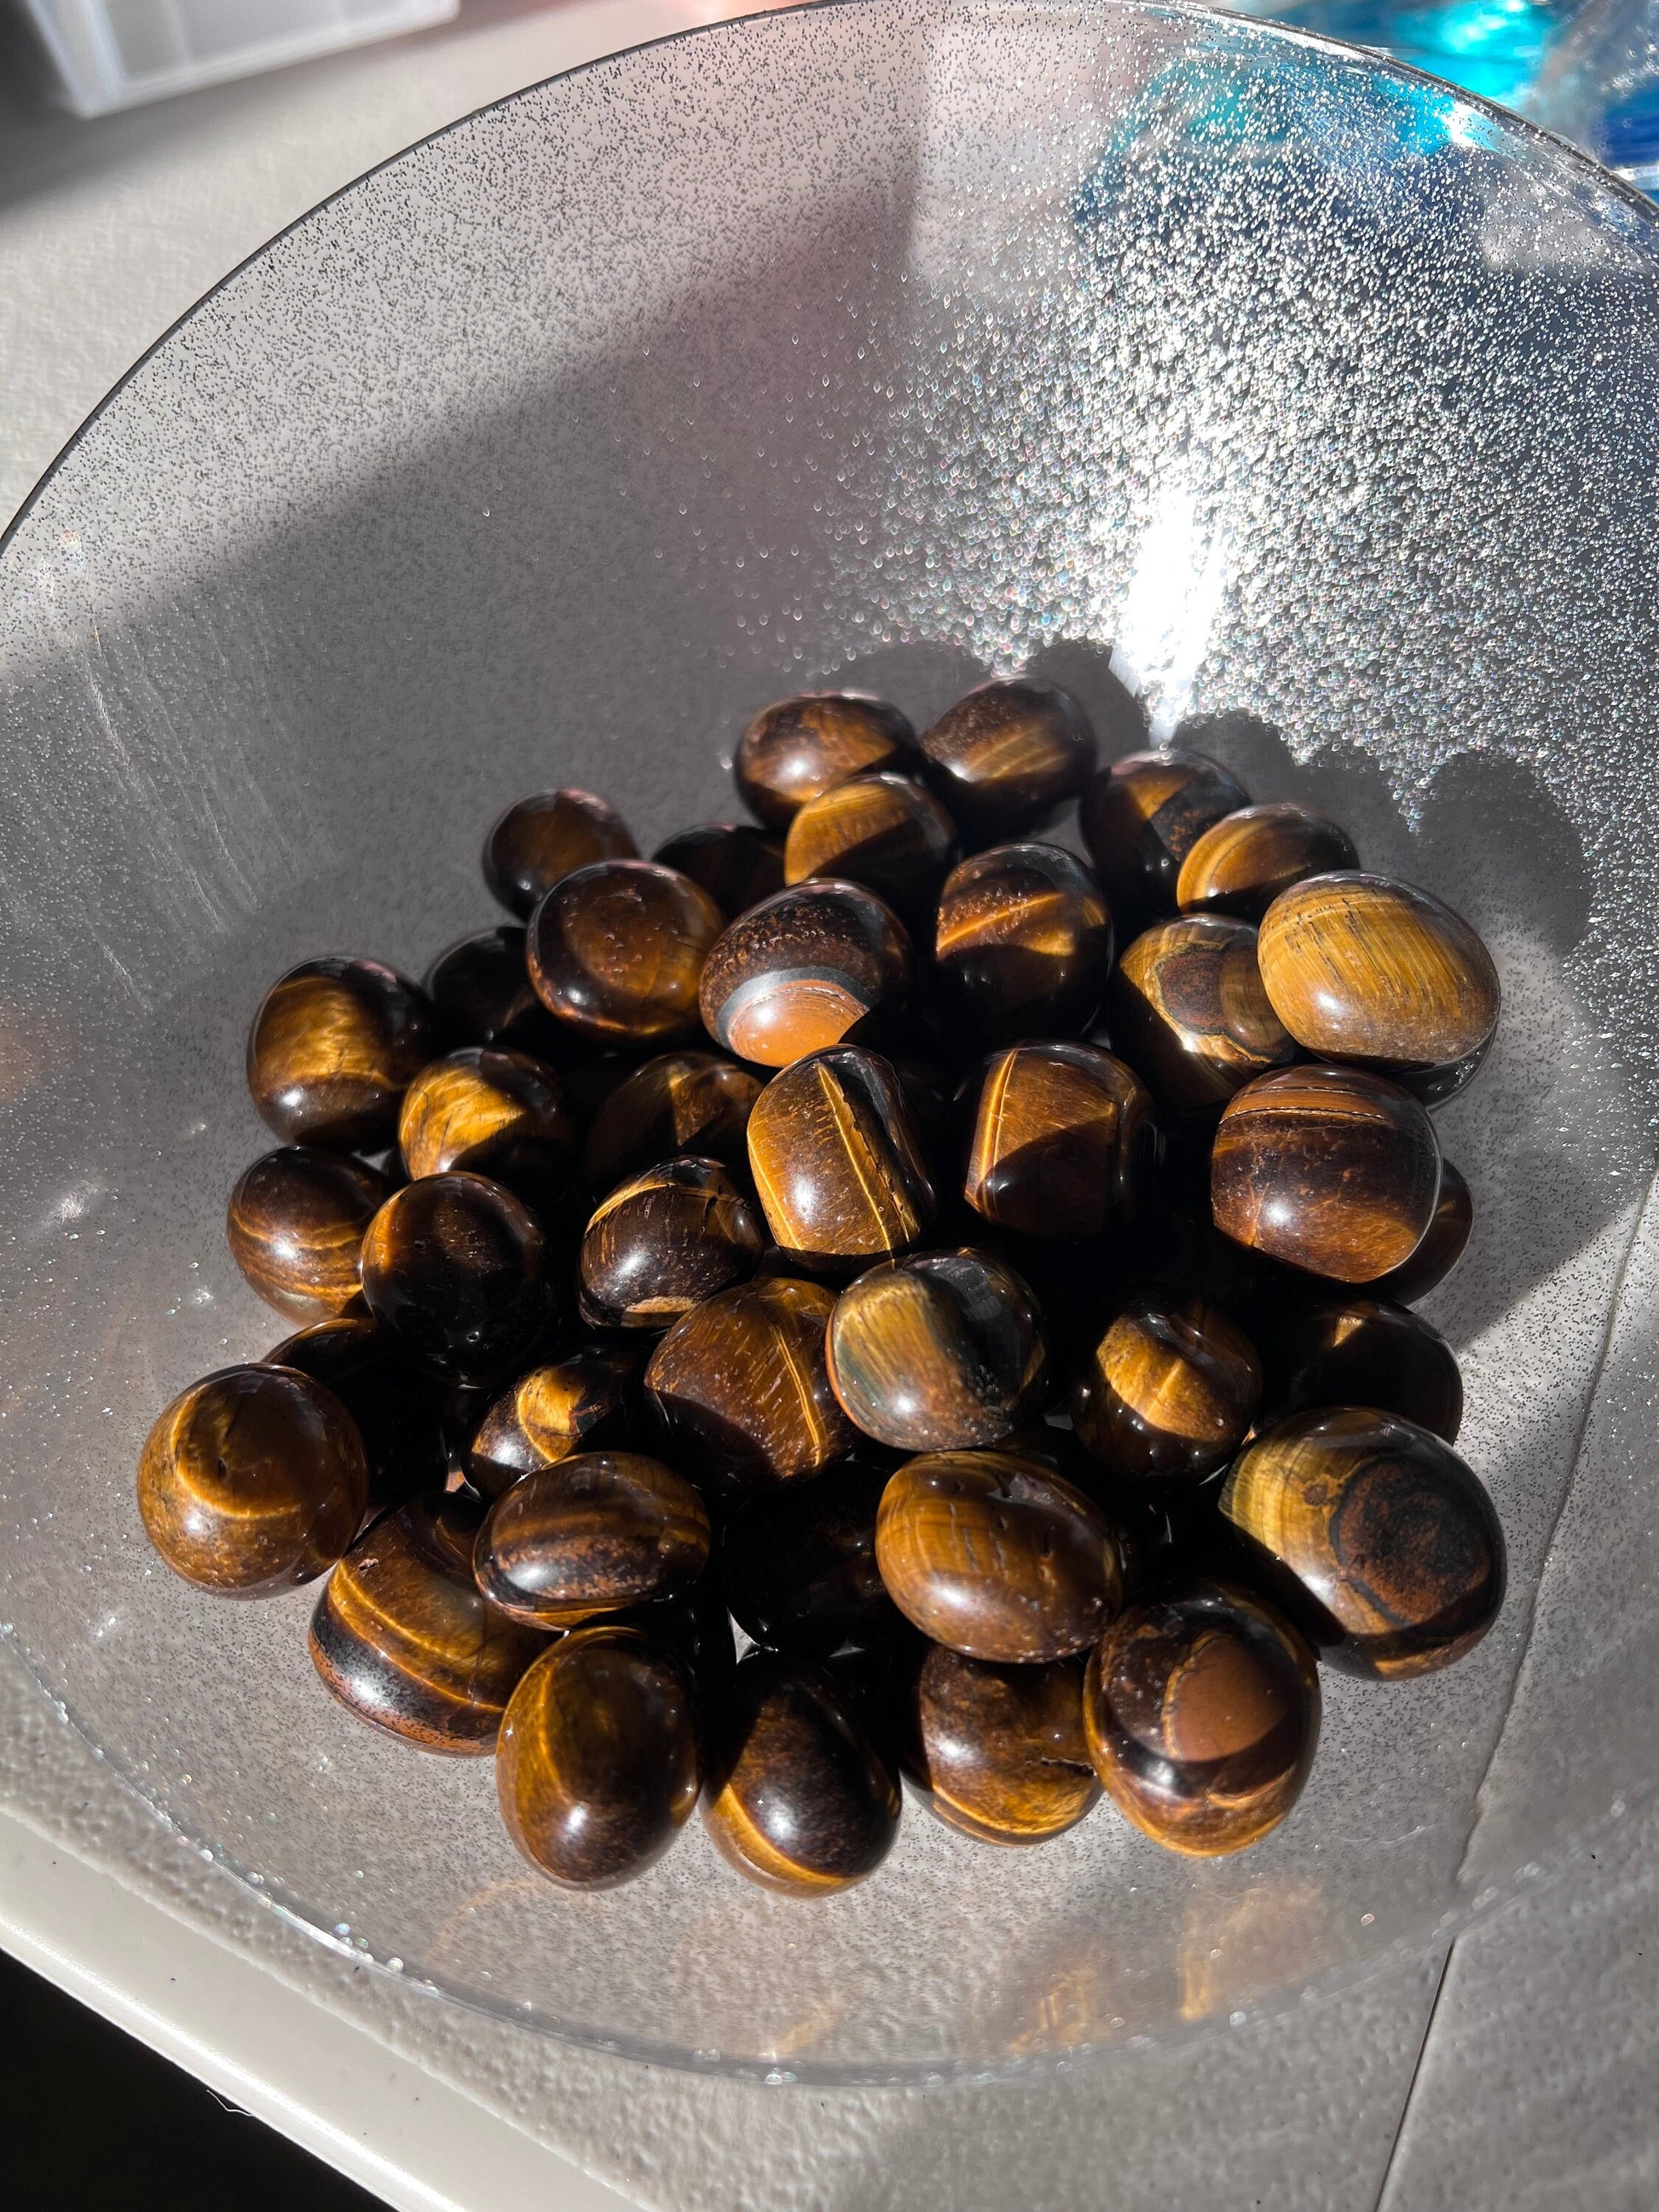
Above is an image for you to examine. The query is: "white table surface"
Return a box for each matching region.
[3,6,1656,2207]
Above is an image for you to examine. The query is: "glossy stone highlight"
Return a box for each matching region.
[483,788,637,917]
[578,1156,764,1329]
[1220,1407,1506,1677]
[473,1450,710,1627]
[227,1146,390,1321]
[1107,915,1296,1111]
[827,1249,1046,1453]
[735,691,917,828]
[1084,1580,1320,1855]
[246,956,436,1150]
[397,1048,573,1199]
[466,1343,644,1499]
[698,880,910,1067]
[528,858,723,1043]
[1257,871,1500,1102]
[138,1363,367,1596]
[496,1627,701,1887]
[898,1643,1099,1845]
[1176,801,1359,921]
[875,1450,1123,1663]
[749,1046,934,1273]
[934,841,1113,1047]
[702,1652,900,1895]
[918,679,1096,843]
[1264,1294,1463,1442]
[581,1050,764,1191]
[783,771,957,915]
[309,1492,546,1751]
[960,1041,1153,1242]
[1080,749,1250,924]
[360,1171,552,1383]
[1071,1289,1262,1483]
[1211,1064,1441,1283]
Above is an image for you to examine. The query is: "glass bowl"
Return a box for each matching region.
[2,0,1657,2086]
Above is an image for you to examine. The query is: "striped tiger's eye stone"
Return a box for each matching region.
[483,788,636,918]
[698,881,910,1067]
[1080,749,1250,926]
[702,1653,900,1895]
[1263,1294,1462,1442]
[424,926,556,1053]
[581,1050,764,1190]
[397,1048,573,1204]
[960,1042,1153,1243]
[749,1046,935,1273]
[720,1461,900,1657]
[1071,1290,1261,1484]
[528,860,723,1044]
[1370,1158,1472,1305]
[1107,915,1297,1111]
[653,823,786,915]
[827,1249,1047,1453]
[918,679,1097,844]
[137,1363,367,1596]
[578,1156,764,1329]
[1220,1407,1506,1677]
[361,1171,552,1384]
[497,1627,701,1887]
[227,1146,390,1321]
[1211,1064,1441,1284]
[467,1342,645,1499]
[934,842,1113,1048]
[875,1450,1124,1663]
[1084,1580,1320,1855]
[736,691,917,829]
[645,1275,854,1495]
[246,956,436,1149]
[472,1450,710,1628]
[1257,872,1500,1103]
[309,1492,546,1751]
[783,772,957,915]
[1176,802,1359,922]
[264,1314,448,1510]
[898,1643,1100,1846]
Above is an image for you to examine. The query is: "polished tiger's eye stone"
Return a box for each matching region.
[1263,1294,1462,1442]
[748,1046,935,1273]
[653,823,786,915]
[580,1050,764,1191]
[1107,916,1297,1112]
[1083,1580,1320,1855]
[264,1314,448,1510]
[1220,1407,1506,1677]
[875,1450,1124,1663]
[137,1363,368,1596]
[897,1643,1100,1845]
[702,1652,901,1895]
[360,1171,552,1383]
[226,1146,390,1322]
[1080,749,1251,925]
[246,956,436,1149]
[497,1627,701,1887]
[697,881,910,1067]
[720,1461,902,1658]
[423,926,555,1053]
[1211,1064,1441,1284]
[528,859,724,1044]
[918,679,1097,844]
[577,1157,764,1329]
[1370,1158,1472,1305]
[783,772,957,915]
[1071,1290,1262,1484]
[1176,802,1360,922]
[959,1042,1153,1243]
[645,1275,855,1495]
[735,691,918,828]
[467,1342,645,1499]
[472,1450,710,1628]
[1256,872,1500,1103]
[397,1048,574,1210]
[827,1249,1046,1453]
[934,842,1113,1047]
[309,1492,546,1751]
[483,788,637,918]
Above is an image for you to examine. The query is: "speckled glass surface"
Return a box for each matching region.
[1,0,1656,2082]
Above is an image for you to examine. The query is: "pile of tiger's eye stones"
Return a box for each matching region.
[138,679,1506,1894]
